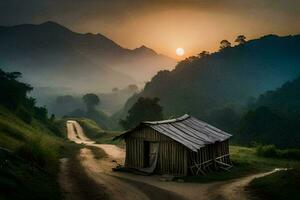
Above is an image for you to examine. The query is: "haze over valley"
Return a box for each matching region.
[0,21,176,94]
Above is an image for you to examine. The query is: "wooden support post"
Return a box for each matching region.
[184,148,188,176]
[213,145,217,170]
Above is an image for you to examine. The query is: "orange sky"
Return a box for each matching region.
[1,0,300,59]
[71,3,300,59]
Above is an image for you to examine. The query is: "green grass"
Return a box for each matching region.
[248,168,300,200]
[74,118,124,146]
[182,146,300,183]
[52,119,68,139]
[256,144,300,160]
[0,149,61,200]
[0,106,64,199]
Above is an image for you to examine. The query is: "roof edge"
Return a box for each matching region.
[142,114,190,125]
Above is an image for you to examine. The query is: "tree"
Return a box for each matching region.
[0,69,33,111]
[187,56,198,62]
[198,51,210,58]
[236,107,286,146]
[128,84,139,92]
[34,106,48,122]
[235,35,246,45]
[207,106,241,132]
[82,93,100,111]
[50,114,55,122]
[120,97,163,130]
[220,40,231,50]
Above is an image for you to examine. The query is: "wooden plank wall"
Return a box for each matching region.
[188,144,212,167]
[187,139,231,171]
[125,126,231,175]
[125,126,187,175]
[214,139,230,164]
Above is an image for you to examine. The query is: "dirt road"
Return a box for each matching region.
[60,120,282,200]
[62,120,185,200]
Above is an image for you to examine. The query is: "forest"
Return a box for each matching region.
[115,34,300,148]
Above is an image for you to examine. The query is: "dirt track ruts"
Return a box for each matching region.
[60,120,283,200]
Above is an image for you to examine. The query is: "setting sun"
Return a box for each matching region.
[176,47,185,56]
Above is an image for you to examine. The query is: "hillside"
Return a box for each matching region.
[118,34,300,130]
[0,68,65,199]
[253,76,300,117]
[0,21,176,94]
[236,76,300,148]
[0,105,63,199]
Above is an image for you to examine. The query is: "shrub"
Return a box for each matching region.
[279,149,300,160]
[256,145,278,157]
[34,106,48,123]
[256,145,300,161]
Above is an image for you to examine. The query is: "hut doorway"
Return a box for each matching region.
[144,141,159,168]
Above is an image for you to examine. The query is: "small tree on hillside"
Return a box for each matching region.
[120,97,163,130]
[0,69,33,111]
[235,35,246,45]
[220,40,231,50]
[198,51,210,58]
[128,84,139,92]
[82,93,100,112]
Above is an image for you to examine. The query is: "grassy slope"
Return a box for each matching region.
[182,146,300,182]
[0,106,63,200]
[75,118,124,146]
[248,169,300,200]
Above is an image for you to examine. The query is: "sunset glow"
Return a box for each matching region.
[1,1,299,59]
[176,48,185,56]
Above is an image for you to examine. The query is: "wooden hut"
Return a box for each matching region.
[119,114,232,176]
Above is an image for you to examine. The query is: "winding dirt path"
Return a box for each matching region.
[63,120,185,200]
[207,169,285,200]
[61,120,282,200]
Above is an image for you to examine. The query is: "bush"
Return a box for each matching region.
[256,145,278,157]
[256,145,300,161]
[279,149,300,160]
[34,106,48,122]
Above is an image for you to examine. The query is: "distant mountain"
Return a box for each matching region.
[119,34,300,124]
[0,21,176,93]
[236,76,300,148]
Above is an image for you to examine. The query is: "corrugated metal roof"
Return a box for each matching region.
[118,114,232,152]
[143,114,232,152]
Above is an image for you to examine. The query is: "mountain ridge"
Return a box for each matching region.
[117,34,300,127]
[0,21,176,94]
